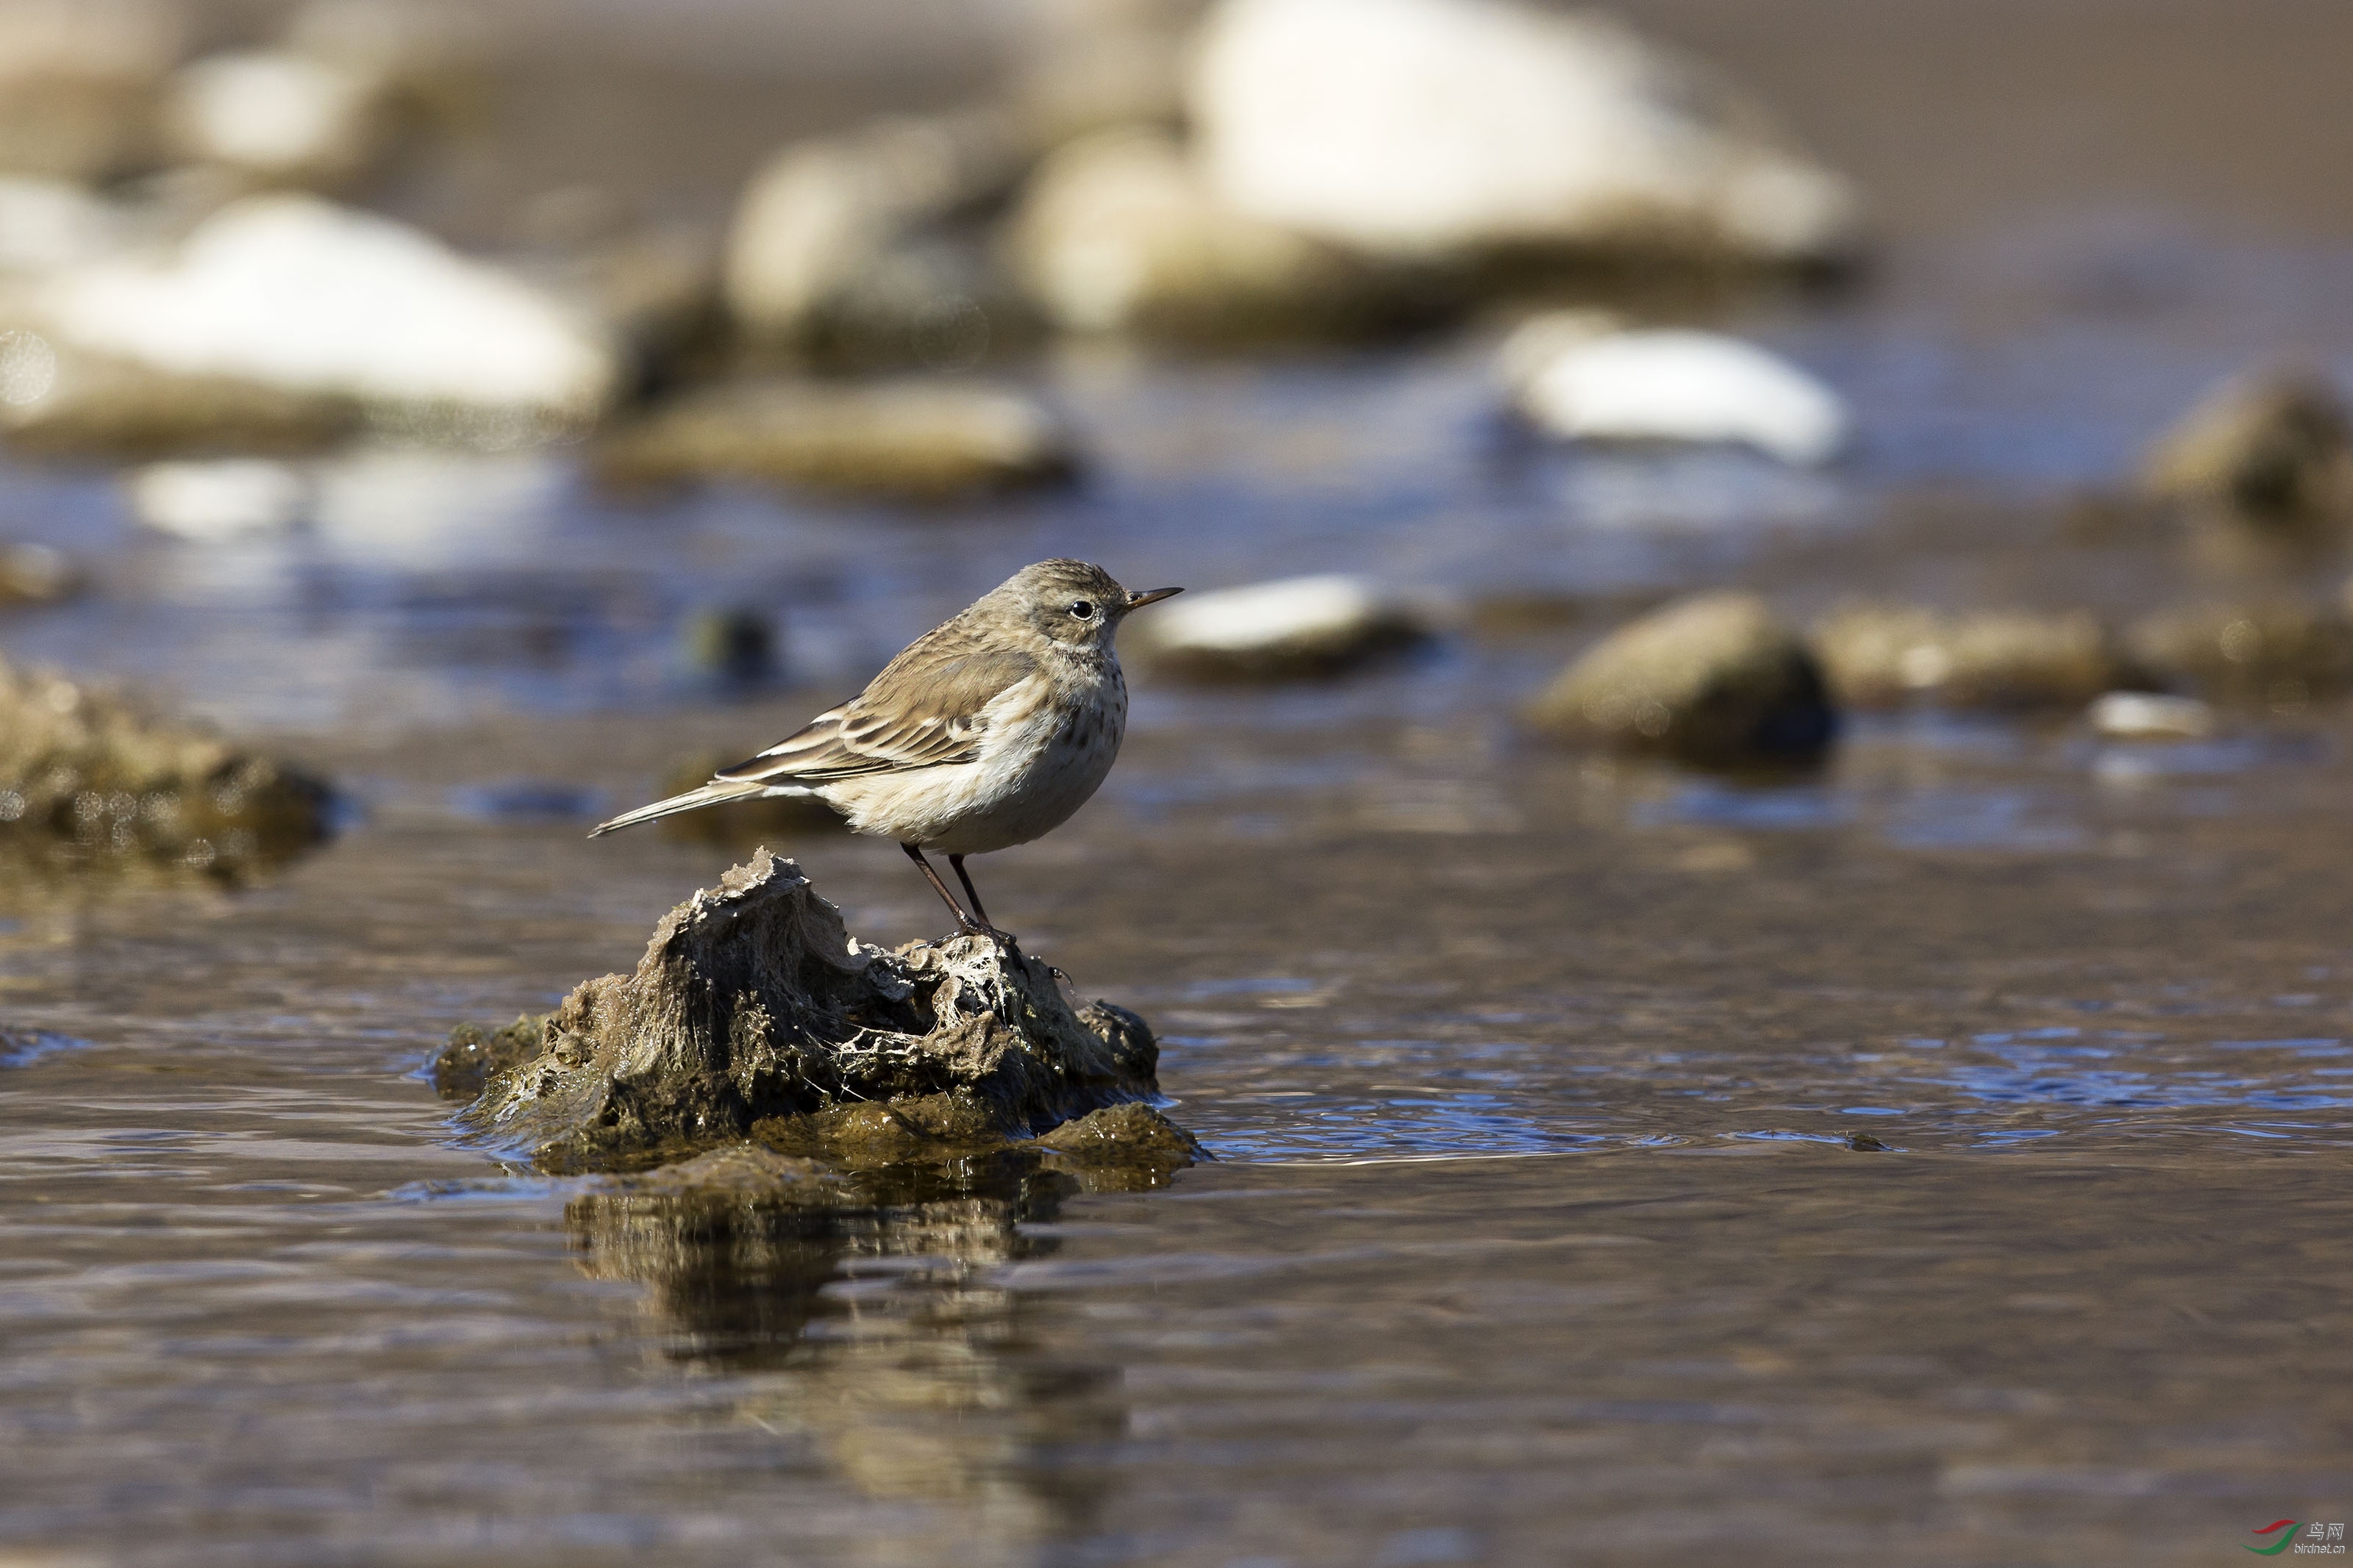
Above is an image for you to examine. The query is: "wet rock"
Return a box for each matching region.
[128,459,310,540]
[29,195,621,436]
[160,49,392,192]
[2127,603,2353,707]
[1525,591,1835,765]
[0,0,184,181]
[2088,691,2215,740]
[2139,369,2353,525]
[0,651,332,868]
[0,334,360,459]
[1188,0,1858,267]
[1033,1100,1204,1165]
[756,1092,1026,1167]
[1132,573,1429,681]
[595,379,1076,500]
[1006,128,1454,341]
[0,542,78,604]
[646,751,846,847]
[1501,311,1846,465]
[1811,603,2130,711]
[448,848,1176,1173]
[432,1012,545,1100]
[723,110,1035,365]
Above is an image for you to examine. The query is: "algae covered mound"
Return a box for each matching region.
[446,848,1196,1174]
[0,652,332,870]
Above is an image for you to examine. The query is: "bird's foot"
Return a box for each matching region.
[955,916,1023,955]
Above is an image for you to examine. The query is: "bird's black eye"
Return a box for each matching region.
[1068,600,1096,620]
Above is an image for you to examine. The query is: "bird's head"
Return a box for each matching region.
[995,559,1182,649]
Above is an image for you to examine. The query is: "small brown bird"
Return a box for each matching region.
[591,560,1181,944]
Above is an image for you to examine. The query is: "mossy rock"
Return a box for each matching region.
[445,849,1190,1174]
[0,653,332,870]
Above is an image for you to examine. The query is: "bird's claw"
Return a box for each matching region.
[956,917,1023,955]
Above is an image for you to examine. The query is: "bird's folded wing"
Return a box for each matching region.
[718,642,1038,784]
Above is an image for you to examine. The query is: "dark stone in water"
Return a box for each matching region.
[2139,368,2353,526]
[442,848,1196,1176]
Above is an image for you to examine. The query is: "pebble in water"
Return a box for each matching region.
[1131,573,1429,681]
[2088,691,2217,740]
[1525,590,1837,767]
[594,379,1076,500]
[1811,603,2129,710]
[2138,367,2353,526]
[1501,310,1848,465]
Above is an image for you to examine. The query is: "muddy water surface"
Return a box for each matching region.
[3,671,2349,1565]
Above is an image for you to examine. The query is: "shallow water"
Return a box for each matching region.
[8,1,2353,1562]
[4,680,2350,1564]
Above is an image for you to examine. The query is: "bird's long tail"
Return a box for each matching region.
[589,777,799,837]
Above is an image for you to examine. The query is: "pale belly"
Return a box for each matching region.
[818,673,1126,854]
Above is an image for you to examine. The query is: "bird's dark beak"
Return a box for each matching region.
[1126,586,1182,610]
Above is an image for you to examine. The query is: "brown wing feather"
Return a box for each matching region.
[717,620,1037,785]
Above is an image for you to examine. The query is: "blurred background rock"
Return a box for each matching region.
[7,0,2353,778]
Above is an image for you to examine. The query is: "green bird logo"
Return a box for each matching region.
[2246,1521,2302,1556]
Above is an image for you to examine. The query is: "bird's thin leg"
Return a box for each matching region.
[948,852,1020,949]
[902,844,1015,948]
[948,855,992,929]
[901,844,975,927]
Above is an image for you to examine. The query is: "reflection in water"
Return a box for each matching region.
[566,1156,1127,1557]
